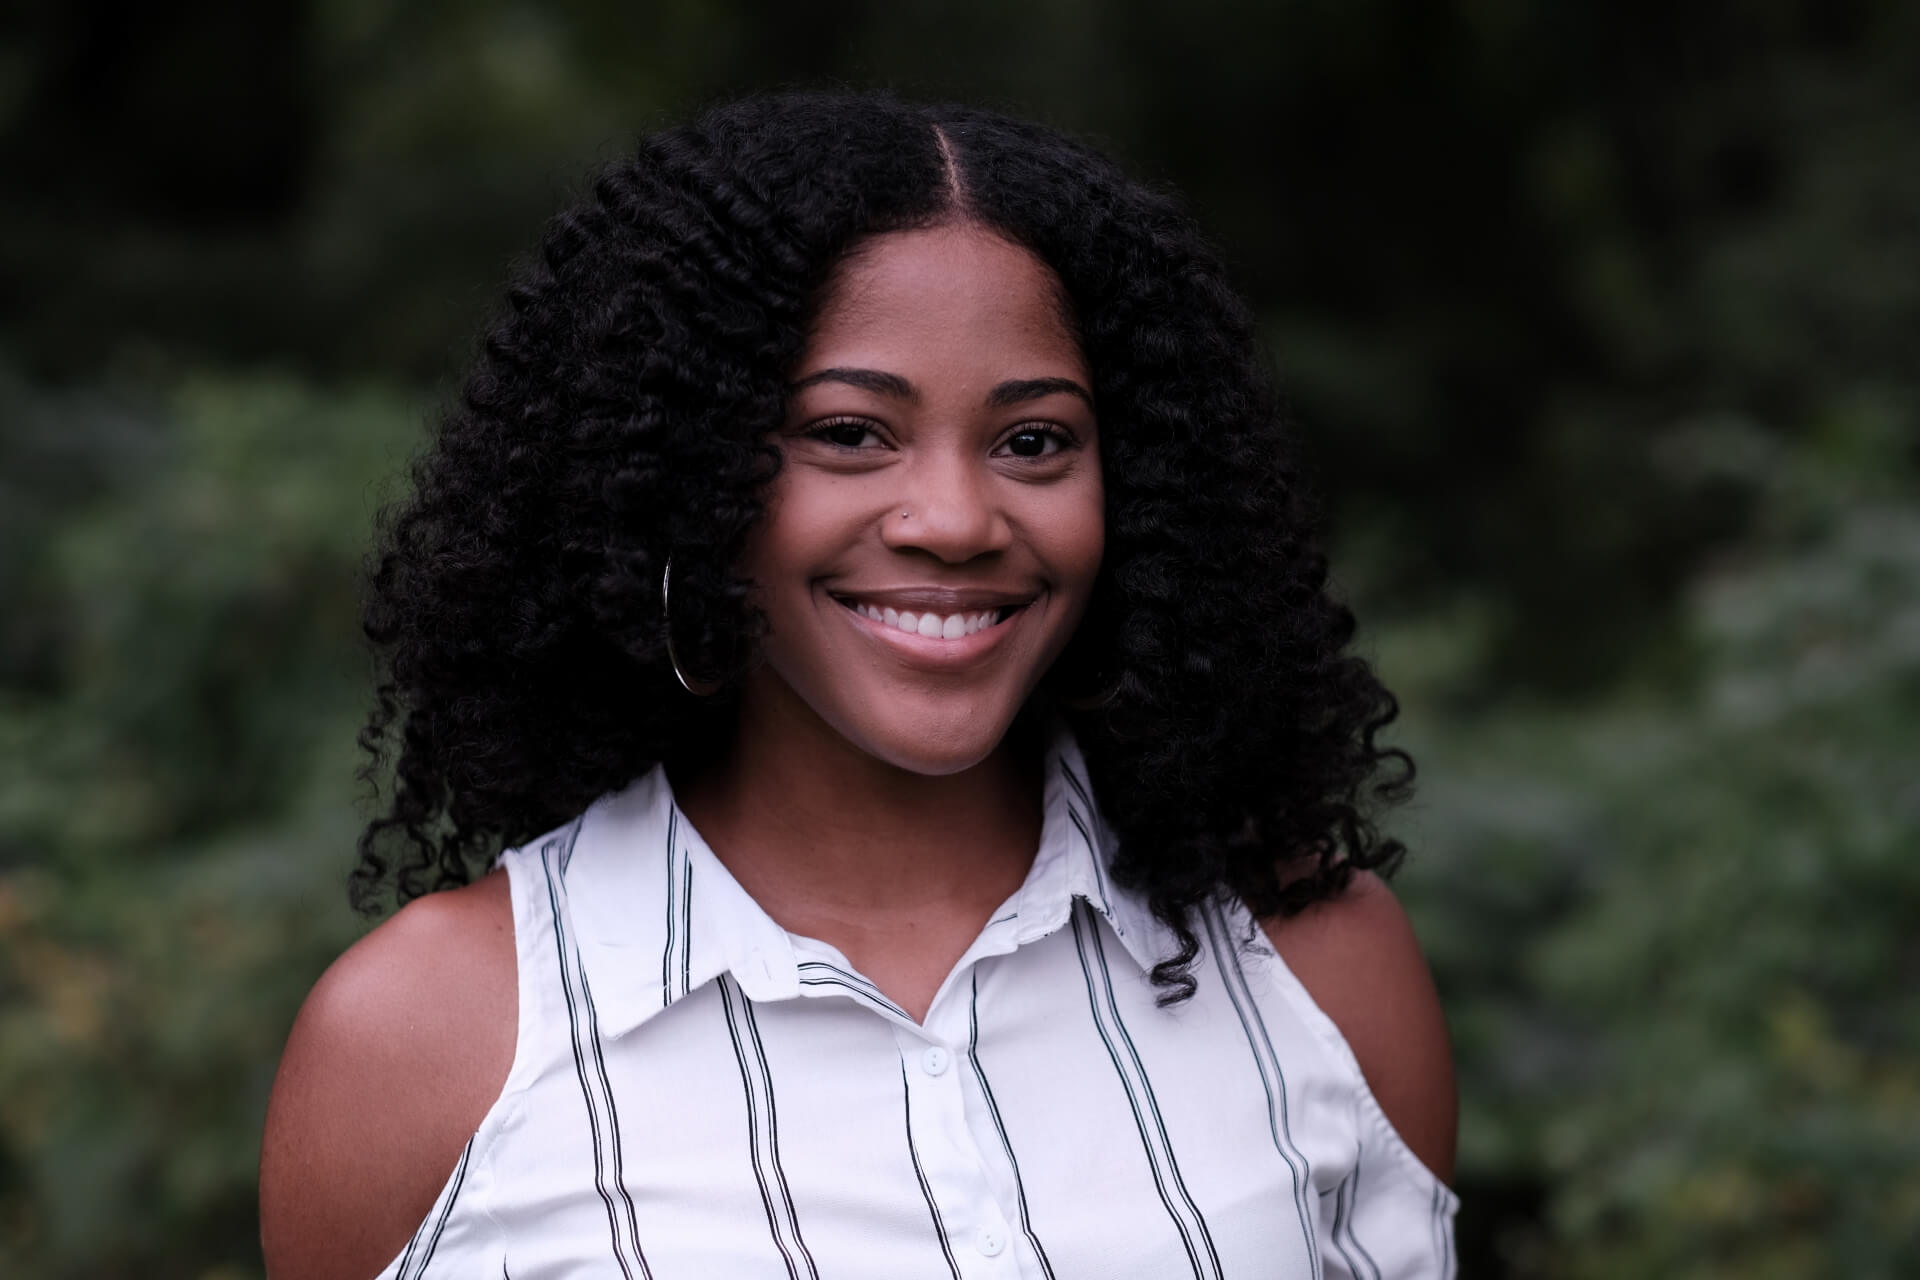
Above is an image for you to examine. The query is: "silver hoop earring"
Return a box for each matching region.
[661,556,721,696]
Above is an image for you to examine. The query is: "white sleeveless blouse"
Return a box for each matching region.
[377,733,1458,1279]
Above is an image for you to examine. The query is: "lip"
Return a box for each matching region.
[827,590,1034,668]
[828,586,1037,613]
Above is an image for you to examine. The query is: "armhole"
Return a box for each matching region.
[374,1135,481,1280]
[372,856,536,1280]
[1238,903,1460,1212]
[496,847,546,1104]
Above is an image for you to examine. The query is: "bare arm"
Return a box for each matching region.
[259,872,517,1280]
[1260,870,1457,1184]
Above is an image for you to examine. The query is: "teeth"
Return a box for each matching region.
[847,601,1011,640]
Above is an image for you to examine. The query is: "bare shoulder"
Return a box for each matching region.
[260,870,517,1280]
[1258,870,1457,1184]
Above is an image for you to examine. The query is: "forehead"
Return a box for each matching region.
[802,224,1085,374]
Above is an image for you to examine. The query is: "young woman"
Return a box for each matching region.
[261,91,1457,1279]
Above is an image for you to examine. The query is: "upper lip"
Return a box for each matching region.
[827,586,1038,612]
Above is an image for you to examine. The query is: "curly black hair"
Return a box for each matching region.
[355,89,1411,1000]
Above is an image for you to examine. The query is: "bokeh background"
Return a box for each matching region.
[2,1,1917,1275]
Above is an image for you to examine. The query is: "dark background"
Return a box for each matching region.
[1,1,1916,1274]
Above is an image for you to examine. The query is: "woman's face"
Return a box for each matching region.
[738,222,1104,776]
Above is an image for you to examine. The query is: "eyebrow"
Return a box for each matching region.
[788,368,1094,410]
[789,367,916,400]
[986,377,1094,410]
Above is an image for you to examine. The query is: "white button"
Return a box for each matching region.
[974,1224,1006,1257]
[921,1046,951,1076]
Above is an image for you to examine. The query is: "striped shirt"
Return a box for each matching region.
[379,731,1458,1278]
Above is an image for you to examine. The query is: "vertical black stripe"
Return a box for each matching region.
[1073,904,1202,1277]
[901,1062,964,1280]
[1072,902,1223,1280]
[741,992,820,1278]
[391,1198,425,1279]
[719,976,816,1279]
[1327,1172,1363,1280]
[679,854,693,999]
[1343,1151,1381,1280]
[719,976,796,1278]
[719,976,798,1278]
[1202,902,1322,1278]
[1056,756,1096,813]
[1087,905,1224,1276]
[660,811,678,1008]
[407,1140,471,1278]
[542,846,647,1280]
[562,815,584,876]
[579,970,648,1275]
[391,1138,469,1280]
[1327,1158,1381,1280]
[1062,803,1116,922]
[967,973,1056,1279]
[1056,760,1117,917]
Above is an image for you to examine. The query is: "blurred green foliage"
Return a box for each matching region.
[1,1,1915,1276]
[1381,392,1920,1274]
[0,375,413,1275]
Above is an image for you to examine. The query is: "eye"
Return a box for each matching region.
[806,417,883,449]
[1001,426,1071,458]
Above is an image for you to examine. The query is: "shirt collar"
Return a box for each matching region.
[560,725,1173,1040]
[1011,729,1169,968]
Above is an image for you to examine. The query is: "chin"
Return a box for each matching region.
[827,693,1026,778]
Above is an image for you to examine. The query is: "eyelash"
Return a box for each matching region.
[803,417,1079,456]
[805,417,885,448]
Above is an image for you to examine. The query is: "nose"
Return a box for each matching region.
[879,451,1012,563]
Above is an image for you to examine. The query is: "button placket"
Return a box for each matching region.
[896,1020,1018,1276]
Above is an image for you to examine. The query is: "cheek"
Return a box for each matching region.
[734,520,782,606]
[1060,471,1107,580]
[741,477,857,595]
[1021,475,1106,598]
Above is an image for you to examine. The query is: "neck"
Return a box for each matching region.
[673,678,1044,933]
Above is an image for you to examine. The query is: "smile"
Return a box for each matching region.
[840,601,1010,639]
[828,591,1033,652]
